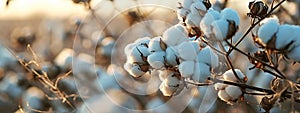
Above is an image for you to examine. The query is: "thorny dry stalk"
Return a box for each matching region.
[8,45,82,112]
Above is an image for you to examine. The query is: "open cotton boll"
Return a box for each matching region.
[166,46,179,66]
[214,83,227,90]
[212,19,229,41]
[192,62,211,82]
[186,12,202,27]
[179,61,195,77]
[189,41,200,53]
[178,41,197,61]
[128,64,146,78]
[162,24,189,46]
[258,18,280,45]
[177,9,190,21]
[225,85,242,100]
[134,37,151,45]
[200,8,221,36]
[159,74,181,96]
[218,90,231,103]
[223,69,247,83]
[275,24,297,50]
[148,36,165,53]
[159,83,175,96]
[190,1,207,16]
[147,51,166,69]
[158,70,175,81]
[124,43,137,56]
[128,45,150,64]
[178,0,193,9]
[220,8,240,26]
[286,46,300,62]
[164,74,181,88]
[197,46,219,68]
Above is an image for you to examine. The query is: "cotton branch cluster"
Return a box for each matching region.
[124,0,243,97]
[123,0,300,112]
[256,16,300,62]
[123,24,219,96]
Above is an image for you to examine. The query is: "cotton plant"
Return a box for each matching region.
[121,0,300,112]
[123,23,220,96]
[255,16,300,62]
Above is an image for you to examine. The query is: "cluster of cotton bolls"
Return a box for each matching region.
[124,23,220,96]
[177,0,240,41]
[201,8,240,41]
[256,17,300,62]
[214,69,247,104]
[177,0,211,29]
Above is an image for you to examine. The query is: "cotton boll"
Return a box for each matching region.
[258,17,280,44]
[160,84,175,96]
[178,0,193,9]
[214,83,227,90]
[147,51,166,69]
[220,8,240,26]
[200,8,221,35]
[164,74,181,88]
[124,43,137,56]
[225,85,242,100]
[148,36,164,53]
[159,74,181,96]
[178,42,197,61]
[128,45,150,64]
[218,90,231,103]
[166,46,179,66]
[286,46,300,62]
[179,61,195,77]
[54,48,74,69]
[223,69,247,83]
[212,19,229,41]
[127,64,146,78]
[134,37,151,46]
[162,24,189,46]
[158,70,174,81]
[275,24,297,50]
[189,41,200,53]
[192,62,211,82]
[197,46,219,68]
[186,12,202,27]
[177,8,190,21]
[190,1,207,16]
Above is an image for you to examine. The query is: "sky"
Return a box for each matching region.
[0,0,102,19]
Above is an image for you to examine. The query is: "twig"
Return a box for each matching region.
[228,0,286,54]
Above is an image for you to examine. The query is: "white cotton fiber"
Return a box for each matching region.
[178,41,197,61]
[186,12,202,27]
[225,85,242,100]
[200,8,221,35]
[223,69,247,83]
[128,45,150,64]
[192,62,211,82]
[212,19,229,41]
[286,46,300,62]
[179,61,195,77]
[148,36,164,53]
[190,1,207,16]
[162,24,189,46]
[258,17,280,44]
[189,41,200,53]
[275,24,297,50]
[220,8,240,26]
[147,51,166,69]
[197,46,219,68]
[166,46,179,66]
